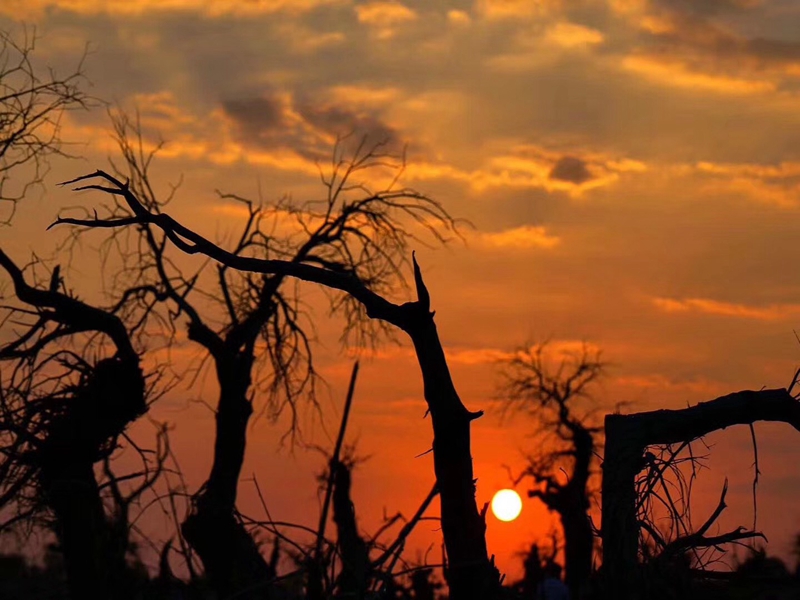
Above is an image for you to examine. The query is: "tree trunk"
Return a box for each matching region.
[405,311,500,600]
[332,460,369,599]
[601,388,800,600]
[42,461,129,600]
[561,501,594,599]
[53,179,503,599]
[181,354,275,600]
[39,357,145,600]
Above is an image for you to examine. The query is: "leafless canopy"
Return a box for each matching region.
[53,112,463,431]
[498,341,604,596]
[0,26,90,224]
[499,341,605,479]
[0,249,150,531]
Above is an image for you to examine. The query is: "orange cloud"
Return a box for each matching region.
[355,1,417,39]
[324,85,402,108]
[273,22,346,54]
[476,225,561,250]
[1,0,347,18]
[475,0,560,20]
[652,297,800,321]
[543,22,604,49]
[405,148,645,196]
[688,161,800,209]
[621,55,776,95]
[447,9,472,27]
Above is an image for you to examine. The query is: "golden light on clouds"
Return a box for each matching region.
[476,0,560,20]
[652,297,800,321]
[447,9,471,27]
[355,0,416,38]
[0,0,345,18]
[621,56,777,95]
[4,0,800,583]
[543,22,604,49]
[477,225,561,250]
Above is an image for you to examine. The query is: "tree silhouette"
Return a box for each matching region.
[0,26,90,224]
[0,249,156,599]
[602,387,800,600]
[53,114,483,598]
[499,341,603,598]
[55,154,503,598]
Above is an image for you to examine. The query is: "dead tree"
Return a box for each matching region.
[0,249,151,599]
[499,341,603,598]
[0,26,90,224]
[601,387,800,600]
[54,117,482,598]
[56,162,503,599]
[329,459,370,599]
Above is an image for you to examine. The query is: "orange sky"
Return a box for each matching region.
[3,0,800,583]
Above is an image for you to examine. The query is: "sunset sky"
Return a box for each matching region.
[3,0,800,581]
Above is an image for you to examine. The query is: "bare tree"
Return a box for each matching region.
[52,114,487,598]
[499,341,603,599]
[602,387,800,600]
[55,151,504,598]
[0,249,155,599]
[0,26,90,224]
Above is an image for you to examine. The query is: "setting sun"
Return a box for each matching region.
[491,489,523,522]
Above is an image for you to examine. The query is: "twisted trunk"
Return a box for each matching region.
[40,358,146,600]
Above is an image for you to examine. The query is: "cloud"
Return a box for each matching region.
[355,1,417,38]
[447,9,472,27]
[444,347,513,365]
[476,225,561,250]
[613,373,728,396]
[324,85,401,108]
[484,20,604,72]
[439,340,603,366]
[651,297,800,320]
[549,156,593,184]
[688,160,800,208]
[273,21,346,54]
[295,100,399,148]
[650,0,763,17]
[621,56,776,94]
[0,0,347,18]
[543,22,604,49]
[404,145,646,196]
[475,0,561,20]
[218,89,400,161]
[221,95,287,145]
[618,0,800,91]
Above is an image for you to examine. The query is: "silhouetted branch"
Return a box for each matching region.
[603,387,800,600]
[0,26,92,224]
[56,138,499,598]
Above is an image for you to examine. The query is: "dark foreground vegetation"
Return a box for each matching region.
[1,25,800,600]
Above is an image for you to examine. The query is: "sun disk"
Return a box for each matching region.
[491,488,522,522]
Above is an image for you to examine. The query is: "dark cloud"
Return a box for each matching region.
[296,101,399,148]
[642,3,800,70]
[220,92,399,160]
[549,156,593,184]
[221,95,285,146]
[652,0,761,16]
